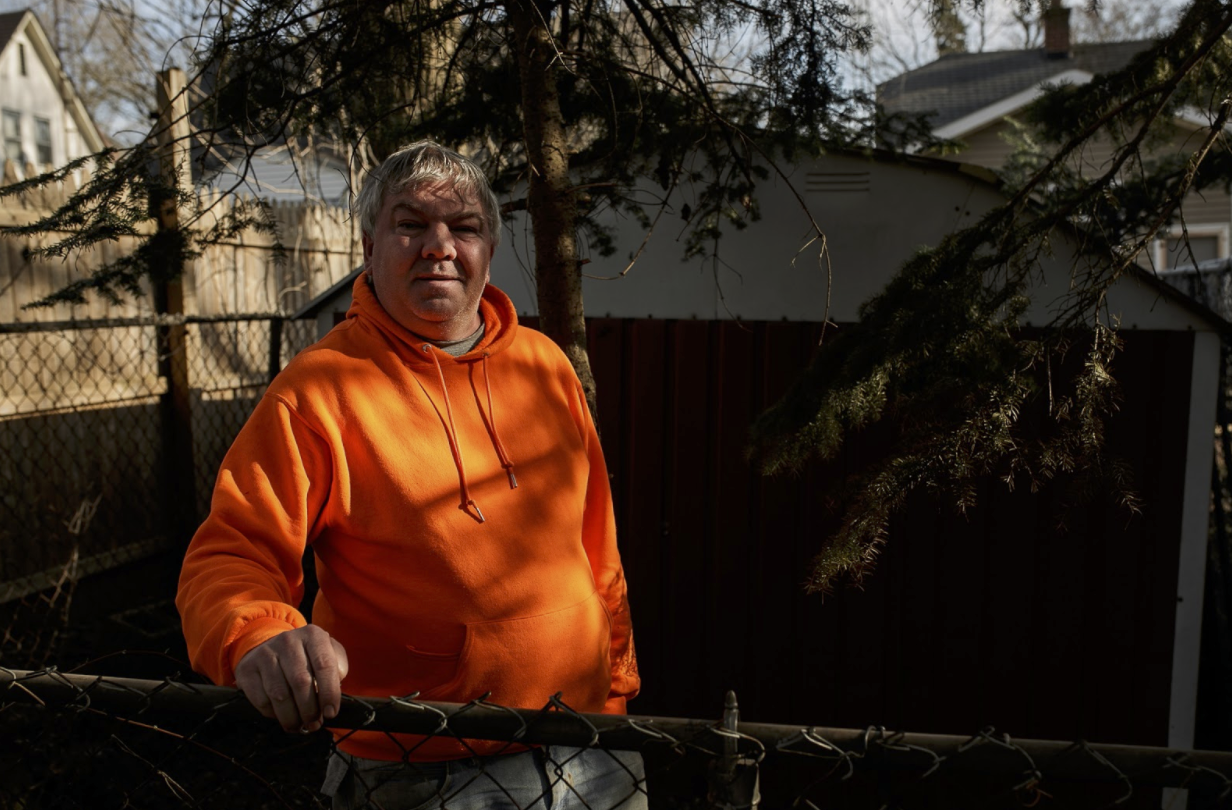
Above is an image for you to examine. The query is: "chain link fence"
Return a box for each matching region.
[0,315,316,614]
[3,663,1232,809]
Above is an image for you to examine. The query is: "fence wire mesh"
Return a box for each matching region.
[3,663,1232,810]
[0,315,316,617]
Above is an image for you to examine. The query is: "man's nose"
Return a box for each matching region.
[420,224,457,260]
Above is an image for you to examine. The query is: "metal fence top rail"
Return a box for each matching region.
[3,668,1232,795]
[0,313,294,333]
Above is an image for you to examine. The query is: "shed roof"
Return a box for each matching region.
[292,266,361,320]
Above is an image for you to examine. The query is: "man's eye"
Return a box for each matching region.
[397,221,424,229]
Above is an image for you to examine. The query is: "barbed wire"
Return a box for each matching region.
[4,665,1232,810]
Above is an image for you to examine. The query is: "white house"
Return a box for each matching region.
[0,9,105,177]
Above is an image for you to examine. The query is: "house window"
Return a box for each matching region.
[1166,236,1220,268]
[1157,226,1229,270]
[18,43,26,76]
[3,110,22,164]
[34,117,51,165]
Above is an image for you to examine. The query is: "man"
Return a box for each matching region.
[177,141,642,809]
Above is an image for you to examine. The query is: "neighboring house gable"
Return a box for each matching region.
[0,10,105,177]
[877,6,1229,271]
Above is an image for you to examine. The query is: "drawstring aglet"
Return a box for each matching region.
[506,470,518,489]
[462,499,486,523]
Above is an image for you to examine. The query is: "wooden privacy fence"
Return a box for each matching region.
[0,175,360,322]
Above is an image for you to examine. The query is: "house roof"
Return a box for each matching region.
[877,40,1153,130]
[0,11,26,49]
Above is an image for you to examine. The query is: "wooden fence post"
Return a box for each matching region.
[154,67,198,544]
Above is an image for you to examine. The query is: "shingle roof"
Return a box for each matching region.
[877,40,1153,128]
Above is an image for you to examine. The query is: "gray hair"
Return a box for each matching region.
[354,141,501,248]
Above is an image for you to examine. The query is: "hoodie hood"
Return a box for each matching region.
[345,271,520,361]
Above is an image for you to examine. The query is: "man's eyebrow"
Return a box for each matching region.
[390,202,425,217]
[389,202,484,221]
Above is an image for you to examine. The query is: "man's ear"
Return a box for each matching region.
[361,232,374,265]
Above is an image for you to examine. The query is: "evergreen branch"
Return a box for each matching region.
[0,152,114,199]
[23,228,201,309]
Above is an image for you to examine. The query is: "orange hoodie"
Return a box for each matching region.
[176,276,639,761]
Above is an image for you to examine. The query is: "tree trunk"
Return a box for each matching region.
[508,0,599,420]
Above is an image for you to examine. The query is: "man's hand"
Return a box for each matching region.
[234,625,349,733]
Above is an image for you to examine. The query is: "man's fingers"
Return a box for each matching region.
[317,638,349,720]
[259,664,306,732]
[303,636,340,723]
[332,638,350,681]
[235,667,276,720]
[284,644,323,731]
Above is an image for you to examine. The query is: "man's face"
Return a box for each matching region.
[363,181,494,342]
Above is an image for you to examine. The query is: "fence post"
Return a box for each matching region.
[154,67,197,543]
[707,690,761,810]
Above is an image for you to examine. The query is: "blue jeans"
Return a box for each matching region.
[323,746,648,810]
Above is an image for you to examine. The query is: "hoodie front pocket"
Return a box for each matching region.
[416,590,612,713]
[403,643,463,697]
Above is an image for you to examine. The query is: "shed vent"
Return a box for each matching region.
[805,171,870,193]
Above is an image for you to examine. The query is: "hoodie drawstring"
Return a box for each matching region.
[420,346,519,523]
[481,354,519,490]
[423,345,485,523]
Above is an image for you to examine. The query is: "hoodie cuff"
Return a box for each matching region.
[225,616,302,684]
[602,695,628,715]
